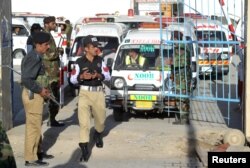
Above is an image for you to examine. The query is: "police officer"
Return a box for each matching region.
[21,32,51,166]
[43,16,64,127]
[26,23,43,53]
[172,42,192,125]
[70,35,110,162]
[64,19,73,49]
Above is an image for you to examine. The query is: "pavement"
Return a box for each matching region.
[6,64,246,168]
[7,91,209,168]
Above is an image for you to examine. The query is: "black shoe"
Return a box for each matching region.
[79,143,89,162]
[25,160,49,167]
[47,120,65,127]
[94,131,103,148]
[37,152,54,160]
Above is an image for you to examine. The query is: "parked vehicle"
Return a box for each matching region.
[67,21,129,95]
[106,23,193,121]
[12,18,30,62]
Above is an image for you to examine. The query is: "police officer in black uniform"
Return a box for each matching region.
[70,35,110,162]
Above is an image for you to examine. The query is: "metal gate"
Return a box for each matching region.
[137,0,245,127]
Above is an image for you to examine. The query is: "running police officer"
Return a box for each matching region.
[70,35,110,162]
[21,32,52,167]
[43,16,64,127]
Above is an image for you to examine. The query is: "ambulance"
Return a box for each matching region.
[107,23,192,121]
[67,21,129,94]
[192,18,232,77]
[12,18,30,64]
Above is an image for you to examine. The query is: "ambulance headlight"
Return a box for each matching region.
[114,78,125,89]
[220,53,229,59]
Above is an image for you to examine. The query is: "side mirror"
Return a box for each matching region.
[107,58,113,68]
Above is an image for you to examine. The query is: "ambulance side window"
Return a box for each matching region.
[113,50,124,70]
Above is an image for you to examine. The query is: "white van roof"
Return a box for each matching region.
[166,22,196,38]
[193,18,231,40]
[77,22,128,38]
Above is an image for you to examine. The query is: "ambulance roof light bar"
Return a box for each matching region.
[95,13,112,17]
[154,17,178,23]
[148,12,164,16]
[139,22,168,29]
[183,13,208,19]
[82,17,107,23]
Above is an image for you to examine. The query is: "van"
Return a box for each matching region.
[12,18,30,63]
[107,23,193,121]
[193,18,232,77]
[67,22,129,93]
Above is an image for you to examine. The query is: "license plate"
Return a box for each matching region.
[201,66,212,72]
[130,95,157,101]
[135,101,153,108]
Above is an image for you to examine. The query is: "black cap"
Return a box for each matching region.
[31,23,42,31]
[43,16,56,24]
[33,32,50,44]
[83,35,100,47]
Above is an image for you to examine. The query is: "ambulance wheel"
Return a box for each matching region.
[113,108,123,122]
[13,49,25,59]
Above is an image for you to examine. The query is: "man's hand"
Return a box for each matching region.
[91,70,102,79]
[79,70,92,80]
[39,88,50,98]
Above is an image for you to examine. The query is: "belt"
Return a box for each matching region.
[80,85,103,92]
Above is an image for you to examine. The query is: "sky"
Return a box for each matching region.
[11,0,131,23]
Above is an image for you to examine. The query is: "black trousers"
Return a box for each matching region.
[48,81,60,122]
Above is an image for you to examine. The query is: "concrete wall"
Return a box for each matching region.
[0,0,13,130]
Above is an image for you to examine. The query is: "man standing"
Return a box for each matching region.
[64,19,73,50]
[172,43,192,125]
[43,16,64,127]
[21,32,51,166]
[70,35,110,162]
[26,23,43,53]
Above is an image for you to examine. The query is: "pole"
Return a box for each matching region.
[244,0,250,141]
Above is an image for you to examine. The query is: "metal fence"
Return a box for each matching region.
[151,0,245,127]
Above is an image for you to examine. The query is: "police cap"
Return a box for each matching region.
[33,32,50,44]
[83,35,100,47]
[43,16,56,24]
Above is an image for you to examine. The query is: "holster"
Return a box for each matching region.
[28,90,34,100]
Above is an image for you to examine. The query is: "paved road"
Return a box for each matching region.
[8,63,242,168]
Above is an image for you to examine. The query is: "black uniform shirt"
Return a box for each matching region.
[21,49,44,93]
[75,55,105,86]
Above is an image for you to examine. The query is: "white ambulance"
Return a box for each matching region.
[107,23,193,121]
[67,21,129,94]
[193,18,232,77]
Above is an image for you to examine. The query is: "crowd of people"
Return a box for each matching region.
[20,16,110,166]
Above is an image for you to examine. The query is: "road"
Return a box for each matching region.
[8,62,242,168]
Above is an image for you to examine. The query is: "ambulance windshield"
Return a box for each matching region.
[195,30,228,47]
[114,44,173,71]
